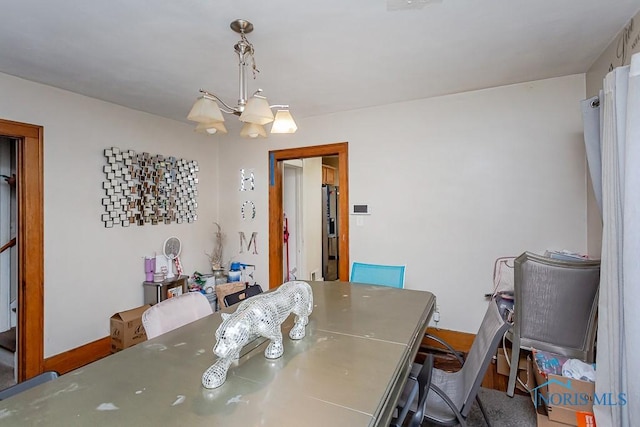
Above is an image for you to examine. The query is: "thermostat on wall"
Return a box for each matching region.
[352,204,370,215]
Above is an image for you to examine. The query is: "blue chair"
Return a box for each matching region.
[350,262,405,288]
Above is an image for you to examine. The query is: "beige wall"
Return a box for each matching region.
[587,11,640,97]
[584,10,640,257]
[0,72,219,356]
[1,28,625,349]
[218,74,588,334]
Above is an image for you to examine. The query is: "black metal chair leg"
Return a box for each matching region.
[475,394,492,427]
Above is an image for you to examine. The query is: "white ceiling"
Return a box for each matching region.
[1,1,638,127]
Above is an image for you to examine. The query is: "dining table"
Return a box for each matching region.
[0,281,435,426]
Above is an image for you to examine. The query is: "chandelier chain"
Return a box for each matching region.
[239,32,260,79]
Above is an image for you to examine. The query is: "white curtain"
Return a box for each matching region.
[581,52,640,427]
[581,92,603,213]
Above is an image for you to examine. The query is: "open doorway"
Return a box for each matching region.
[282,156,340,282]
[0,119,45,385]
[268,142,349,289]
[282,160,304,282]
[321,156,339,281]
[0,136,17,388]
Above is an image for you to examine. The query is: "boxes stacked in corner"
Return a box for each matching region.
[110,305,150,353]
[530,349,596,426]
[496,348,534,392]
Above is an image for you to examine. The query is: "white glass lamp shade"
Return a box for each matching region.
[187,97,225,123]
[270,110,298,134]
[195,121,228,135]
[239,96,274,125]
[240,122,267,138]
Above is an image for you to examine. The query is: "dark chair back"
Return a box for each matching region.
[224,284,263,307]
[0,371,59,400]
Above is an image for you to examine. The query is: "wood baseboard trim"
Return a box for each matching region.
[424,327,476,352]
[43,336,111,375]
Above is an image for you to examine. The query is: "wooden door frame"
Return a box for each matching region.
[0,119,44,381]
[268,142,349,288]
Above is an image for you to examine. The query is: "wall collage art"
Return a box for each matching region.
[101,147,199,228]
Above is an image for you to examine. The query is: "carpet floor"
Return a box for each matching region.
[465,387,536,426]
[406,387,536,427]
[0,361,15,391]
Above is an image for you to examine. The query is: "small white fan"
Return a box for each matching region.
[163,236,182,279]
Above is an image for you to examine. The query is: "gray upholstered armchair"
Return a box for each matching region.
[506,251,600,397]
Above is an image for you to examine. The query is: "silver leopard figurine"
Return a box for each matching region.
[202,280,313,389]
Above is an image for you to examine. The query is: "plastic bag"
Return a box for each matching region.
[562,359,596,382]
[492,256,515,297]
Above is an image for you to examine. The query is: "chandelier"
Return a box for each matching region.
[187,19,297,138]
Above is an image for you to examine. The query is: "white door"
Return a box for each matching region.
[283,162,302,281]
[0,137,14,331]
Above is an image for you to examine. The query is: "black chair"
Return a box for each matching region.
[223,284,263,307]
[0,371,59,400]
[391,354,435,427]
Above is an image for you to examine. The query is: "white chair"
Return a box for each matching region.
[142,292,213,339]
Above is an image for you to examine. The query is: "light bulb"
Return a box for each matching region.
[240,122,267,138]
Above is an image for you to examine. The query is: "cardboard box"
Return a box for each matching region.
[531,357,595,426]
[110,305,150,353]
[496,348,534,392]
[547,406,598,426]
[537,412,571,427]
[537,404,597,427]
